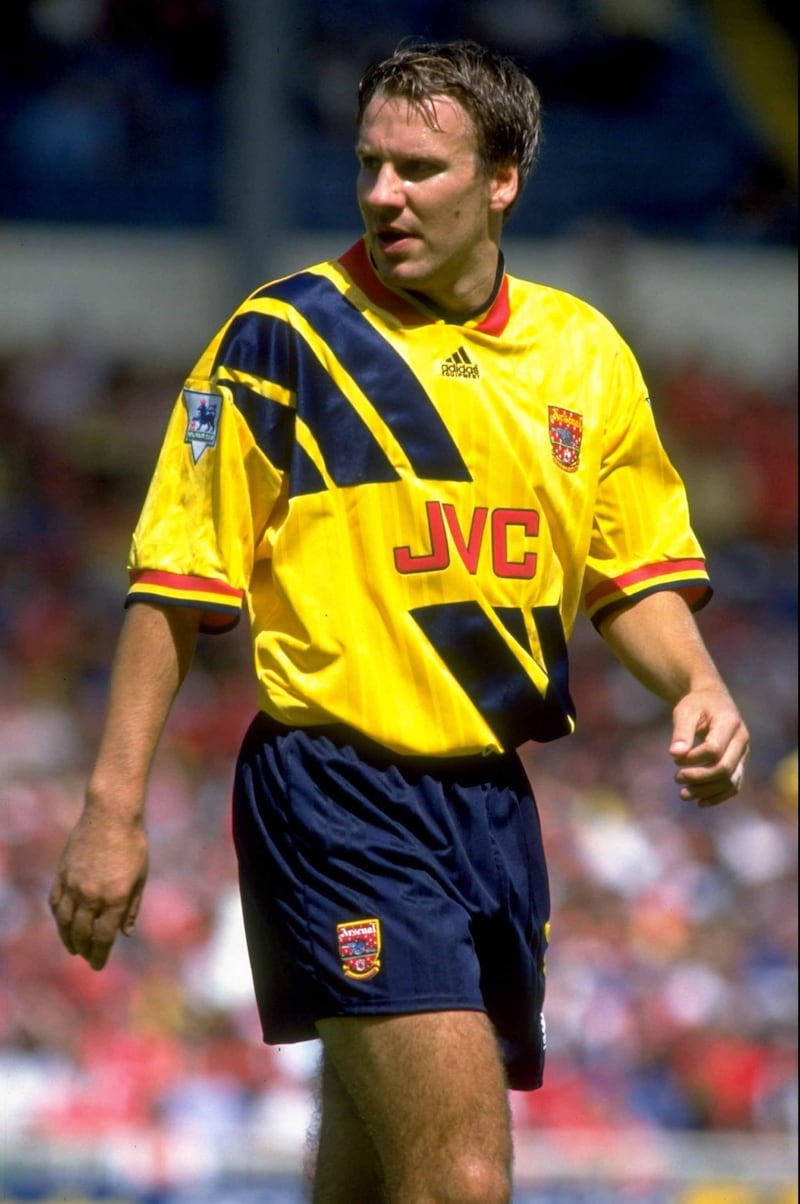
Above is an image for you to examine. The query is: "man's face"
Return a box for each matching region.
[356,92,517,314]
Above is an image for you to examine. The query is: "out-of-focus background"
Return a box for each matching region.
[0,1,796,1202]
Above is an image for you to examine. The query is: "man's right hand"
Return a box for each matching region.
[49,803,149,971]
[48,602,200,971]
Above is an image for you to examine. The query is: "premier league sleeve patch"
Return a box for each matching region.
[183,388,221,463]
[336,917,382,980]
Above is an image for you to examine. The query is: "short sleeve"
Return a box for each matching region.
[581,340,712,628]
[126,313,290,632]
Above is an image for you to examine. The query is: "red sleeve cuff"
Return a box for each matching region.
[126,570,244,634]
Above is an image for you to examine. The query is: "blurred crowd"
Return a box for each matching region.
[292,0,795,242]
[2,0,227,224]
[0,316,796,1186]
[2,0,795,242]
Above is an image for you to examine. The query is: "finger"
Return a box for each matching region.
[697,784,740,808]
[676,747,746,787]
[88,905,129,970]
[48,877,64,913]
[674,746,719,770]
[50,886,79,953]
[673,722,737,765]
[679,780,735,803]
[670,711,711,760]
[53,891,118,965]
[678,763,744,805]
[70,903,101,961]
[122,881,145,937]
[87,930,117,971]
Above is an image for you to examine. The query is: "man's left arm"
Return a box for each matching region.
[599,590,750,807]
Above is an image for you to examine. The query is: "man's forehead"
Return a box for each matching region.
[358,91,474,143]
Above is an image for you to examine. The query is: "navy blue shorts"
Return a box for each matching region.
[232,712,550,1090]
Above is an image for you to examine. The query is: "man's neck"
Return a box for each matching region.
[403,254,506,324]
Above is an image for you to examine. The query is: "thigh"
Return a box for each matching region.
[311,1057,386,1204]
[317,1010,513,1204]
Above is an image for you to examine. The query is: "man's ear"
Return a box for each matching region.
[489,163,520,215]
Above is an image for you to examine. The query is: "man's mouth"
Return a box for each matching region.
[375,229,414,253]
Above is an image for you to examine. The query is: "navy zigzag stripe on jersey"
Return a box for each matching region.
[215,310,400,493]
[214,302,293,379]
[223,379,329,494]
[529,606,573,725]
[409,601,574,747]
[259,272,472,483]
[224,380,295,472]
[492,606,572,726]
[493,606,529,650]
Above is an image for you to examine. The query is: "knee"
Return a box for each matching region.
[437,1153,512,1204]
[389,1150,511,1204]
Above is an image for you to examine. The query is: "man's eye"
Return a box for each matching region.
[403,161,435,178]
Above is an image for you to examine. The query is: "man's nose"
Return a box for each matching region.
[363,164,404,209]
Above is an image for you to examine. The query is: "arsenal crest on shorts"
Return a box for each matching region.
[548,406,583,472]
[337,918,382,980]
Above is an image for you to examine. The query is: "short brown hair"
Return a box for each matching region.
[357,39,542,215]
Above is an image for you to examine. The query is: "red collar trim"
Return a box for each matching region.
[476,275,510,335]
[337,239,511,335]
[338,240,428,326]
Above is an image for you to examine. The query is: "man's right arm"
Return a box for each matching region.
[50,602,201,970]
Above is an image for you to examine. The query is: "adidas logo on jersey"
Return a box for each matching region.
[441,346,480,379]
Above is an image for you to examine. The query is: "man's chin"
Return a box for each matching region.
[372,255,424,294]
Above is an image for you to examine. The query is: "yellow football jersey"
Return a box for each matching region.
[128,240,710,756]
